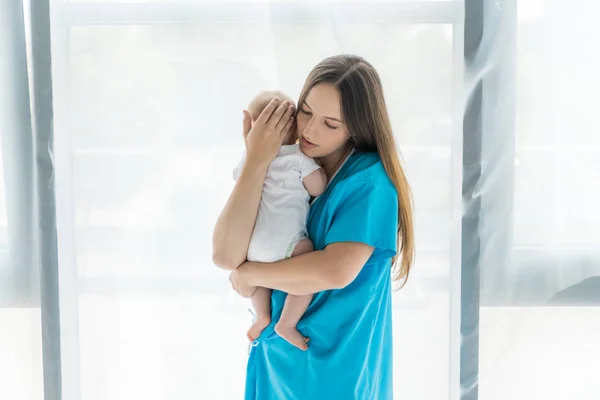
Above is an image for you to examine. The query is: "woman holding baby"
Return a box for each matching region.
[212,54,414,400]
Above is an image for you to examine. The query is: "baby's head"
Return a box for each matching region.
[247,90,297,145]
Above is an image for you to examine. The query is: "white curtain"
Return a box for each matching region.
[1,0,599,399]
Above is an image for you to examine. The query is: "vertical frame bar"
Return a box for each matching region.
[449,7,465,400]
[50,0,84,399]
[460,0,483,399]
[459,1,516,399]
[29,0,63,399]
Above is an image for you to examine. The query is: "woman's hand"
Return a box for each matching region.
[243,98,295,168]
[229,267,257,298]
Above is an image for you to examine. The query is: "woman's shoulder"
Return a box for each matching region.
[328,151,396,204]
[337,151,393,188]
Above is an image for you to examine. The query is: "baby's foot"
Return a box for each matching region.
[275,322,309,351]
[247,315,271,342]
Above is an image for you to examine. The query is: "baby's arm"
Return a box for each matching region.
[299,152,327,197]
[302,168,327,197]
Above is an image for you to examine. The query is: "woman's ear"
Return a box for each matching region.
[346,130,354,144]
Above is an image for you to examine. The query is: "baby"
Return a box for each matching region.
[233,90,327,350]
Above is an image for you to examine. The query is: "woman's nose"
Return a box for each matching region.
[302,117,317,139]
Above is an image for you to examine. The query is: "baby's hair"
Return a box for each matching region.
[248,90,295,121]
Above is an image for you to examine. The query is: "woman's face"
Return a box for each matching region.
[296,83,350,159]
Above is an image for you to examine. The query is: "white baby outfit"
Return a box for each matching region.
[233,144,320,262]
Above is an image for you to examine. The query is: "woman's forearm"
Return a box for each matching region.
[212,160,268,270]
[241,250,343,296]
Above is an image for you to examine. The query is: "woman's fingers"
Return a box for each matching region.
[281,115,294,137]
[242,110,252,139]
[252,98,294,134]
[267,100,293,129]
[244,97,294,163]
[241,285,258,299]
[275,105,295,132]
[254,97,280,126]
[229,270,257,298]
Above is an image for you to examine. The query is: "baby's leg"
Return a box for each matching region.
[275,294,313,351]
[247,287,272,342]
[275,238,314,351]
[290,238,314,258]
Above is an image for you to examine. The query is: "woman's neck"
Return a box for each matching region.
[319,145,353,179]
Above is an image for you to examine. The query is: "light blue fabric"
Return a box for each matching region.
[244,151,399,400]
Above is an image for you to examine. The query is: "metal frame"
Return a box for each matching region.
[449,14,465,400]
[59,1,463,25]
[459,1,484,398]
[457,1,516,399]
[28,1,64,399]
[47,2,470,400]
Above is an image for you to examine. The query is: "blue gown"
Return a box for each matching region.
[244,150,399,400]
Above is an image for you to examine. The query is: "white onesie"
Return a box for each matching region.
[233,144,320,263]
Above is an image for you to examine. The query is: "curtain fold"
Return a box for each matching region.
[0,0,36,306]
[1,0,60,399]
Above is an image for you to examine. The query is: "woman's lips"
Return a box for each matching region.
[301,137,317,148]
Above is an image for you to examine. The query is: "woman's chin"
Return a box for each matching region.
[300,145,318,157]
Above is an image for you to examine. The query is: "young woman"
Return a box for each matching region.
[212,54,414,400]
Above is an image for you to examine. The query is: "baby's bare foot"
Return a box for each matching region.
[247,315,271,342]
[275,322,309,351]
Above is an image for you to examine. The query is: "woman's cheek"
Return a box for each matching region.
[296,119,306,135]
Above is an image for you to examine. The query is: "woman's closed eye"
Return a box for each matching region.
[300,107,339,130]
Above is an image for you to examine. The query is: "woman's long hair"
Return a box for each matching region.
[297,54,415,287]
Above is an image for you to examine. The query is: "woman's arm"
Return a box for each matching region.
[234,242,374,296]
[212,160,268,270]
[212,98,295,270]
